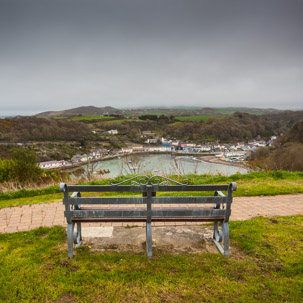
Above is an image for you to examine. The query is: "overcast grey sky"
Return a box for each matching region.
[0,0,302,115]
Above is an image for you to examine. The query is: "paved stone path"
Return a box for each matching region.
[1,194,303,233]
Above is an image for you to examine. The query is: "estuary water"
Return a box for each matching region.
[88,154,247,178]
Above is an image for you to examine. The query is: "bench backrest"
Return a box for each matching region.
[60,176,237,223]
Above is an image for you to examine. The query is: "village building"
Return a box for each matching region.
[141,131,155,137]
[171,141,180,146]
[71,154,89,163]
[132,145,144,152]
[71,155,83,163]
[197,145,212,152]
[107,129,118,135]
[39,160,66,169]
[121,147,133,153]
[145,138,158,144]
[145,146,172,152]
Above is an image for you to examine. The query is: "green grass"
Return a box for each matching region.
[0,185,60,201]
[101,118,140,124]
[213,109,236,115]
[71,115,116,121]
[176,115,221,122]
[1,171,303,208]
[0,215,302,302]
[168,121,184,126]
[53,116,67,119]
[0,193,62,208]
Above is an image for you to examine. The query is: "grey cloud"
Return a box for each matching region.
[0,0,302,115]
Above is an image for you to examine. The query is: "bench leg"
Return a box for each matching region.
[67,223,74,258]
[146,222,152,258]
[74,222,82,248]
[213,222,230,257]
[222,222,230,258]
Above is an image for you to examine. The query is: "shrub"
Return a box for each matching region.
[10,148,43,183]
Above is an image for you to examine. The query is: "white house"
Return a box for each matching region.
[171,141,180,146]
[132,145,144,152]
[107,129,118,135]
[199,145,212,152]
[145,146,170,152]
[145,138,158,144]
[141,131,155,137]
[121,147,133,153]
[39,160,66,169]
[79,154,89,162]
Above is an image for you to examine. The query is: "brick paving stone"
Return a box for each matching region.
[41,222,53,227]
[18,225,30,231]
[4,227,18,233]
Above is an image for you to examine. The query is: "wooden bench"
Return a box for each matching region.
[60,175,236,258]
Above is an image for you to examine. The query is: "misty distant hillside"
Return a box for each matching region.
[36,106,283,118]
[122,107,282,116]
[37,106,122,117]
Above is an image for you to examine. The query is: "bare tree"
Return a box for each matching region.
[84,158,99,181]
[170,155,185,175]
[121,154,144,175]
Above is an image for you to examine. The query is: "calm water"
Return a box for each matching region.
[86,154,247,178]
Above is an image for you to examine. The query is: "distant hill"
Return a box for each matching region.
[36,106,284,118]
[120,106,283,117]
[36,106,122,117]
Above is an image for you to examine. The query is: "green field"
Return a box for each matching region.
[169,121,184,126]
[101,118,140,124]
[0,215,302,302]
[69,116,141,123]
[176,115,221,122]
[71,115,116,121]
[52,116,67,119]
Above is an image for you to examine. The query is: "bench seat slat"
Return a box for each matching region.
[72,216,224,222]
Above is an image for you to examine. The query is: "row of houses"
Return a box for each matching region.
[38,160,67,169]
[38,137,276,169]
[38,148,109,169]
[121,146,173,153]
[70,148,109,163]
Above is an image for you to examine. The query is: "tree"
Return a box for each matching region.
[10,148,43,183]
[0,158,13,182]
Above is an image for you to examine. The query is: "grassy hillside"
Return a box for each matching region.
[71,115,116,121]
[36,106,283,118]
[176,115,221,122]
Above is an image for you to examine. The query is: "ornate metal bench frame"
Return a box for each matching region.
[60,175,237,258]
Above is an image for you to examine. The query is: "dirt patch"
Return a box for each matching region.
[84,225,223,255]
[54,293,77,303]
